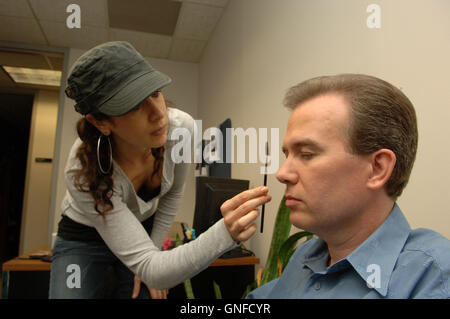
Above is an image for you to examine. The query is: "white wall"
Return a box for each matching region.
[50,47,199,238]
[198,0,450,268]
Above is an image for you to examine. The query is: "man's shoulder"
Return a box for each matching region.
[402,228,450,268]
[404,228,450,256]
[392,228,450,298]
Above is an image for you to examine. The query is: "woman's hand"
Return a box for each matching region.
[221,186,271,242]
[132,275,168,299]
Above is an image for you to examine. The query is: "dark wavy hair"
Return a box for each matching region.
[73,107,166,216]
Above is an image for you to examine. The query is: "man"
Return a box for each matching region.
[248,74,449,298]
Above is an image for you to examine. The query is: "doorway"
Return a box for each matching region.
[0,48,63,262]
[0,93,33,263]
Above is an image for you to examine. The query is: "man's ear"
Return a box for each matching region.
[366,149,396,191]
[85,114,111,136]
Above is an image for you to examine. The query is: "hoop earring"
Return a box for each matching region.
[97,134,112,174]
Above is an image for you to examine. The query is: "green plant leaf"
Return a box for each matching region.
[213,281,222,299]
[260,197,292,285]
[183,277,195,299]
[242,281,257,299]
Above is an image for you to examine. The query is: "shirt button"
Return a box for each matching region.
[314,282,321,290]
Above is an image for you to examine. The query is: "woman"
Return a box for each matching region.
[49,41,271,299]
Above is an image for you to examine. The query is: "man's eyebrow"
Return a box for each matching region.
[282,138,323,153]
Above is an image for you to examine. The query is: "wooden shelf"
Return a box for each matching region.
[2,246,52,272]
[210,256,259,267]
[2,246,259,271]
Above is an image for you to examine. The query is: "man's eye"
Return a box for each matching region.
[300,153,314,160]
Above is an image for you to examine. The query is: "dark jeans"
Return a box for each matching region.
[49,236,150,299]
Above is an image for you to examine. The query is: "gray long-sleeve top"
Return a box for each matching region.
[59,107,238,289]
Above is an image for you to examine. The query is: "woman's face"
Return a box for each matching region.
[93,90,169,154]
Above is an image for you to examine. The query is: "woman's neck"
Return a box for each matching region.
[112,137,153,168]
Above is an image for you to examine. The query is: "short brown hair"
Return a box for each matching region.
[283,74,418,199]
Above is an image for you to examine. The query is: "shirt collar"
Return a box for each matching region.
[300,203,411,297]
[345,203,411,296]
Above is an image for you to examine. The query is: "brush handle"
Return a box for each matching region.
[260,142,269,233]
[260,202,266,233]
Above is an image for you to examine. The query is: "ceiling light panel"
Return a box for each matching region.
[2,66,61,87]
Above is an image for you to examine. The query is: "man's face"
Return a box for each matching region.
[277,93,372,235]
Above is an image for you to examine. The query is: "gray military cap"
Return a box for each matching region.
[65,41,172,116]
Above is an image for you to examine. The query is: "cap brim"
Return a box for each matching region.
[97,70,172,116]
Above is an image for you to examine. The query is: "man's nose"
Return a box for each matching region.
[276,158,297,185]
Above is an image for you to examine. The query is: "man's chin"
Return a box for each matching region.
[289,209,316,232]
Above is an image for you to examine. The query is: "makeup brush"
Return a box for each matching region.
[260,141,268,233]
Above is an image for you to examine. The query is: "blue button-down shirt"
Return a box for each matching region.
[247,204,450,298]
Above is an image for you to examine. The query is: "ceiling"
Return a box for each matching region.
[0,0,230,63]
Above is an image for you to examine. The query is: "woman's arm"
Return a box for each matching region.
[65,168,270,289]
[96,200,236,289]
